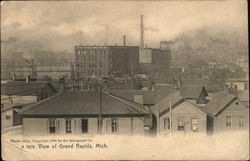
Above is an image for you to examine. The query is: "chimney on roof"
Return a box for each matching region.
[140,15,144,49]
[134,95,143,105]
[123,35,126,46]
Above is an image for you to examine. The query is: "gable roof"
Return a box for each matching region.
[151,92,185,116]
[203,93,236,116]
[21,91,149,117]
[108,84,175,105]
[107,90,154,104]
[1,81,57,96]
[180,85,208,99]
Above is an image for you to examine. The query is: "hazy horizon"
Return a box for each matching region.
[1,0,248,53]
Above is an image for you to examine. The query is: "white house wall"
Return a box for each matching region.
[22,117,145,136]
[159,101,207,135]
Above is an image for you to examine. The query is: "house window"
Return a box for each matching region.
[111,119,118,133]
[66,119,72,133]
[239,116,245,127]
[191,118,198,132]
[82,119,88,133]
[177,118,184,131]
[49,119,56,133]
[164,118,170,130]
[226,116,232,127]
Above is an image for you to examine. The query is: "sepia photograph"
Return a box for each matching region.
[1,0,249,160]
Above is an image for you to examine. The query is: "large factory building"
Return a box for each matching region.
[74,15,171,79]
[75,45,139,79]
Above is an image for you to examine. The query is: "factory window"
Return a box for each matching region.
[81,65,83,68]
[84,50,87,54]
[94,57,97,61]
[84,57,86,61]
[78,50,81,55]
[65,119,72,133]
[226,116,232,127]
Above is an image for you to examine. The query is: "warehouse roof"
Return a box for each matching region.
[21,91,149,117]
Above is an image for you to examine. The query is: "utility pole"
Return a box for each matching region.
[169,94,172,134]
[105,24,108,46]
[157,104,160,136]
[98,86,102,134]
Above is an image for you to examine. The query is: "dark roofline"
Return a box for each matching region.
[159,98,185,117]
[22,114,147,118]
[215,97,237,117]
[75,45,139,48]
[19,93,63,114]
[20,91,149,116]
[104,92,149,113]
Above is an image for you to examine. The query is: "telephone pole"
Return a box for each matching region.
[98,86,103,134]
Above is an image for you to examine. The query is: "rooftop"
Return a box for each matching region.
[21,91,149,117]
[180,85,208,99]
[203,92,236,116]
[1,81,57,96]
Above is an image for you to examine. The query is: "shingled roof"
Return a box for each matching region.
[1,81,57,96]
[203,93,236,116]
[21,91,149,117]
[151,92,185,116]
[180,85,208,99]
[108,84,175,105]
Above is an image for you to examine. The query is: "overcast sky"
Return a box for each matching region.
[1,0,248,52]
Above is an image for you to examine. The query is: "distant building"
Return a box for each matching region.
[75,46,139,79]
[20,91,151,136]
[75,45,171,79]
[1,81,58,101]
[138,48,171,74]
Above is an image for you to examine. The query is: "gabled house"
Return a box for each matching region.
[150,90,249,136]
[151,92,208,135]
[203,93,249,134]
[20,91,151,136]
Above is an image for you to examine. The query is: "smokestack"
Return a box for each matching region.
[123,35,126,46]
[140,15,144,49]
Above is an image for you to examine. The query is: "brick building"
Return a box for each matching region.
[75,45,171,79]
[75,46,139,79]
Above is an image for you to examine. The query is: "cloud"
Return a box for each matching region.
[1,0,247,52]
